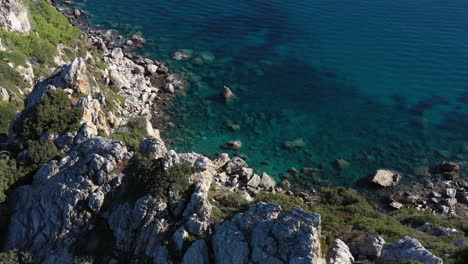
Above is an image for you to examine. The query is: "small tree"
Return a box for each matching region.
[15,90,83,140]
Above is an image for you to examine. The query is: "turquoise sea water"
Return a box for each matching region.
[67,0,468,187]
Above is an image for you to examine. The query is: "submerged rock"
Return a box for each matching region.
[172,50,191,61]
[372,169,401,187]
[282,138,306,150]
[223,140,242,150]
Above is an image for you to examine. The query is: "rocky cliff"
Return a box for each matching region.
[0,1,462,264]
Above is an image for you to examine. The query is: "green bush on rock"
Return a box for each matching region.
[0,103,17,135]
[0,250,33,264]
[126,154,198,200]
[111,117,149,151]
[14,90,83,140]
[26,140,59,166]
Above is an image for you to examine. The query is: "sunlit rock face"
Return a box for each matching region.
[0,0,31,34]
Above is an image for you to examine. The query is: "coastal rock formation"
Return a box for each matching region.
[25,58,95,109]
[0,0,31,34]
[5,137,130,263]
[372,169,401,187]
[390,162,468,216]
[379,237,443,264]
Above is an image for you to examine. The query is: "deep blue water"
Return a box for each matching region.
[67,0,468,187]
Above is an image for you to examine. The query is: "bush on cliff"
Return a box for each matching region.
[14,90,83,140]
[126,154,198,200]
[0,103,17,136]
[25,0,81,47]
[0,0,81,66]
[0,160,17,204]
[26,140,59,166]
[209,184,250,222]
[0,250,33,264]
[111,117,149,151]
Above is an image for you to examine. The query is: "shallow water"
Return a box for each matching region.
[68,0,468,186]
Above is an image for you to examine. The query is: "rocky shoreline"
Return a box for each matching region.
[0,0,466,263]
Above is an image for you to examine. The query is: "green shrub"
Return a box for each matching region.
[0,51,27,66]
[127,155,197,200]
[0,250,33,264]
[0,103,17,135]
[27,140,59,165]
[14,89,83,140]
[0,160,17,203]
[209,184,250,222]
[111,117,148,151]
[25,0,81,46]
[255,192,305,211]
[0,0,81,66]
[0,61,28,92]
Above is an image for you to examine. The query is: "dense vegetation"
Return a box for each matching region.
[0,0,81,66]
[126,154,198,200]
[0,250,33,264]
[254,188,468,264]
[14,89,83,140]
[110,117,149,151]
[0,103,16,135]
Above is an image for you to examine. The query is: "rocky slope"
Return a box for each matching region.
[0,1,463,264]
[0,0,31,34]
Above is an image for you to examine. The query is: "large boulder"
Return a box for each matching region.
[372,169,401,187]
[379,237,443,264]
[182,240,210,264]
[327,239,354,264]
[350,235,385,260]
[0,0,31,34]
[212,203,324,264]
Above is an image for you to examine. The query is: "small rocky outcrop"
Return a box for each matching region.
[416,223,459,237]
[372,169,401,187]
[0,86,9,102]
[0,0,31,34]
[25,58,95,109]
[326,239,354,264]
[379,237,443,264]
[349,235,385,260]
